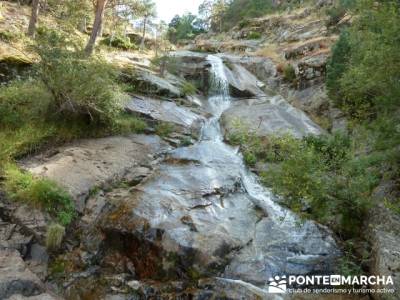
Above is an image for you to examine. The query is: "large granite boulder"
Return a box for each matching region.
[92,141,339,286]
[222,95,322,139]
[21,135,170,212]
[126,95,205,136]
[220,53,278,88]
[223,63,265,97]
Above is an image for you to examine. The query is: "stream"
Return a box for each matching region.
[98,55,341,297]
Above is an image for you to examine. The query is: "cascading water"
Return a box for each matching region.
[200,55,232,141]
[111,53,339,296]
[200,55,289,221]
[194,54,339,289]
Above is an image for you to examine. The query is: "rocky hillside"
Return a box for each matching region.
[0,0,399,299]
[186,2,351,132]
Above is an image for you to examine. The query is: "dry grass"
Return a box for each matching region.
[255,43,284,64]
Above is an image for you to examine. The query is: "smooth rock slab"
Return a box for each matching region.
[223,63,265,97]
[22,135,169,212]
[98,141,339,283]
[135,69,183,98]
[126,96,204,134]
[222,95,322,138]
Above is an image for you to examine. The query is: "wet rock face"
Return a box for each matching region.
[92,140,339,288]
[222,95,322,139]
[22,135,170,212]
[98,142,253,280]
[172,51,268,98]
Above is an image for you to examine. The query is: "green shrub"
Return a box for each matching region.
[111,113,147,134]
[0,124,55,164]
[260,133,379,238]
[327,1,400,120]
[282,64,296,83]
[0,80,53,128]
[0,30,17,42]
[246,31,262,40]
[41,57,126,124]
[238,19,251,29]
[101,35,137,50]
[35,28,127,124]
[326,0,356,27]
[227,120,379,238]
[181,82,197,96]
[46,224,65,251]
[243,151,257,166]
[326,30,351,107]
[155,122,175,137]
[179,136,192,147]
[3,164,75,226]
[326,6,346,27]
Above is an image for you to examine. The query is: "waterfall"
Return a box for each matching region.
[200,55,231,141]
[207,54,230,99]
[175,53,339,288]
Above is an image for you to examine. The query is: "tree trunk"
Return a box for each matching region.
[27,0,40,37]
[85,0,108,56]
[140,16,147,50]
[98,20,104,37]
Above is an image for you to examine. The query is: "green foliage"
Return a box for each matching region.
[327,1,400,120]
[243,151,257,166]
[325,1,400,222]
[167,13,205,43]
[246,31,262,39]
[101,35,137,50]
[258,133,380,237]
[111,113,147,134]
[338,240,365,276]
[282,64,296,83]
[0,30,21,42]
[179,136,192,147]
[0,80,53,129]
[228,119,380,238]
[181,82,197,95]
[326,30,351,106]
[218,0,274,31]
[155,122,175,137]
[326,0,356,26]
[46,0,92,32]
[0,123,55,164]
[3,164,76,226]
[46,224,66,251]
[35,28,127,124]
[0,29,145,165]
[238,19,250,29]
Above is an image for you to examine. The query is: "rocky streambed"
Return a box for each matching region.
[1,52,352,299]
